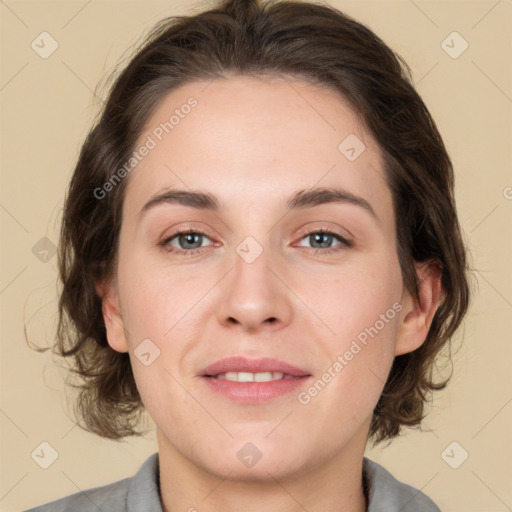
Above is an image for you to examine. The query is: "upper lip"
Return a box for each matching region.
[200,357,310,377]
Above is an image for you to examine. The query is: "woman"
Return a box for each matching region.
[27,0,469,510]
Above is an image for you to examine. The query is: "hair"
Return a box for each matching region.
[51,0,470,444]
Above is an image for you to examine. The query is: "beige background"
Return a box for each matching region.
[1,0,511,510]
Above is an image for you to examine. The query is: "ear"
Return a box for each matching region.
[95,277,129,353]
[394,259,443,356]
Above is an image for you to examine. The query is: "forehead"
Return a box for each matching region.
[123,74,391,222]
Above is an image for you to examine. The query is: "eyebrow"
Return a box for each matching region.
[138,186,377,220]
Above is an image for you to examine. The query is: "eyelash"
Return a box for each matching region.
[159,227,352,257]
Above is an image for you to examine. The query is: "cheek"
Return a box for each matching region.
[298,301,400,432]
[300,256,402,396]
[301,256,402,346]
[118,251,204,342]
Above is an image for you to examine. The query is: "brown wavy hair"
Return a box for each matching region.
[49,0,470,443]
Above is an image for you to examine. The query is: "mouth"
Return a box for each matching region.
[199,357,312,404]
[211,371,297,382]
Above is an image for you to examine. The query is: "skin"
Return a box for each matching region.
[98,74,442,512]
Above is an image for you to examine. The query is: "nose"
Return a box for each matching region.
[216,245,293,333]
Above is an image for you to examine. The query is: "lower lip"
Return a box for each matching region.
[201,376,312,404]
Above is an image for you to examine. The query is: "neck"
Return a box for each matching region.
[157,431,368,512]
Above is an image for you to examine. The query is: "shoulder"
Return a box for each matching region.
[363,457,441,512]
[24,477,131,512]
[24,453,161,512]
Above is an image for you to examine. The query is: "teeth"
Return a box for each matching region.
[255,372,282,382]
[216,371,287,382]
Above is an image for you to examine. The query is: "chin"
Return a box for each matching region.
[193,435,314,482]
[208,455,307,483]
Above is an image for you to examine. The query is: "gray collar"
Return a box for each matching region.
[126,453,440,512]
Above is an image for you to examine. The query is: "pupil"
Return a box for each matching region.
[312,233,331,248]
[181,233,201,249]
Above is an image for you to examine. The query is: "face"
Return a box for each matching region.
[101,74,429,481]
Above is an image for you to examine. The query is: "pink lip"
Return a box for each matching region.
[200,356,310,377]
[199,356,312,404]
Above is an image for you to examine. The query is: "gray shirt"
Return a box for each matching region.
[25,453,441,511]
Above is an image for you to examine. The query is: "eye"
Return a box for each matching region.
[295,228,352,253]
[160,229,215,256]
[159,227,352,257]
